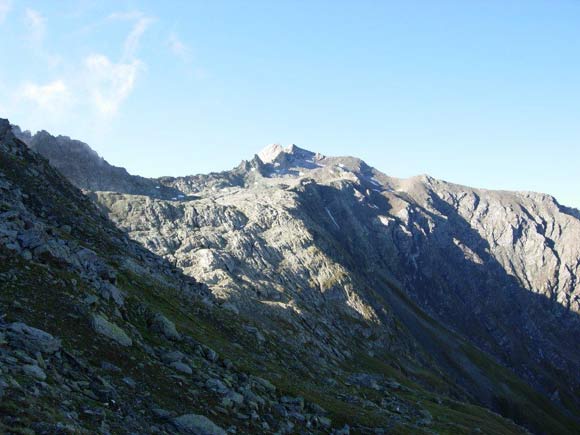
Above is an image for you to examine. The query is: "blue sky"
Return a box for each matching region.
[1,1,579,208]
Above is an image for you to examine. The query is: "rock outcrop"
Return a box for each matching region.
[12,125,183,198]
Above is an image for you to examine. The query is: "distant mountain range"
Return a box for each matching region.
[2,120,579,434]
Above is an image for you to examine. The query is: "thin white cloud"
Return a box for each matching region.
[108,11,145,21]
[75,10,153,116]
[24,8,45,45]
[84,54,142,116]
[21,7,62,68]
[0,0,11,23]
[168,32,191,62]
[109,11,153,59]
[124,16,152,59]
[21,80,71,110]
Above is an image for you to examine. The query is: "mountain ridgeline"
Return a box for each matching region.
[2,122,579,434]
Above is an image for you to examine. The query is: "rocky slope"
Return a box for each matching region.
[2,125,580,434]
[98,144,580,433]
[1,121,403,434]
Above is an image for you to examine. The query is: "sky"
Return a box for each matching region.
[0,1,579,208]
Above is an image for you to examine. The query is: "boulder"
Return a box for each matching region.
[171,414,226,435]
[150,313,181,341]
[205,378,228,394]
[161,350,185,364]
[6,322,61,354]
[348,373,382,390]
[203,347,218,362]
[90,314,132,347]
[170,361,192,375]
[251,375,276,394]
[281,395,304,411]
[224,390,244,407]
[99,283,125,307]
[22,364,47,381]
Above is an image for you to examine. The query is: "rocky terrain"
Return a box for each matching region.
[12,126,181,199]
[2,124,580,434]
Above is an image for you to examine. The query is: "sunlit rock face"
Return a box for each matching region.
[95,140,580,412]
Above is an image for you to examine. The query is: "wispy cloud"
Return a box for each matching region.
[8,8,155,125]
[74,10,154,116]
[84,54,142,116]
[124,16,152,59]
[21,79,72,110]
[168,32,191,62]
[109,11,154,59]
[0,0,11,24]
[24,8,45,45]
[108,11,146,21]
[22,7,61,67]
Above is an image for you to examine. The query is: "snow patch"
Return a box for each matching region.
[378,216,392,226]
[325,208,340,229]
[409,251,419,269]
[399,224,412,236]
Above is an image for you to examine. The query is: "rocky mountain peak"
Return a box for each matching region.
[9,123,32,141]
[258,143,322,165]
[0,118,14,139]
[257,143,285,163]
[254,144,326,178]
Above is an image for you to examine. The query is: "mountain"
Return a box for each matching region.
[98,143,580,431]
[12,125,182,199]
[2,122,579,434]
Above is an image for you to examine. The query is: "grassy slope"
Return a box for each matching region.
[373,274,580,435]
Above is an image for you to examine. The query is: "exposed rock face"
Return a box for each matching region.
[11,125,182,198]
[258,143,285,163]
[3,119,580,434]
[95,143,580,432]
